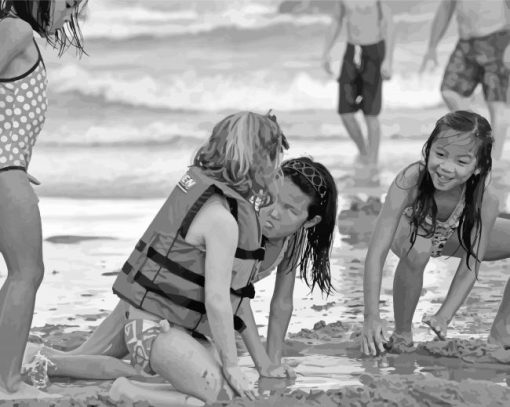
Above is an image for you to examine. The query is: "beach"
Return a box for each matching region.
[3,133,510,405]
[3,0,510,405]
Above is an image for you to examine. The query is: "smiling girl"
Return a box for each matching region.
[361,110,502,355]
[0,0,85,394]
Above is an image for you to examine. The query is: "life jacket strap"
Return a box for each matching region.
[235,247,265,261]
[133,270,247,333]
[134,271,206,314]
[230,283,255,299]
[146,247,205,286]
[179,185,219,239]
[124,249,260,297]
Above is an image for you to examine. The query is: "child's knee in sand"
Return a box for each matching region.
[150,327,230,403]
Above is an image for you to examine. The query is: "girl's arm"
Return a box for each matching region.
[203,203,239,366]
[0,18,33,74]
[201,199,255,398]
[435,190,499,324]
[363,168,413,354]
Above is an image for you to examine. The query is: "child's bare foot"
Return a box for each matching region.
[383,331,415,354]
[422,314,448,340]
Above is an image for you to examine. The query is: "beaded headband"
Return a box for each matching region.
[283,159,328,201]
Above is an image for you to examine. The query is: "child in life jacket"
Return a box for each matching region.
[112,111,287,402]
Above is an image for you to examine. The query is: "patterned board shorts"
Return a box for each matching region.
[441,30,510,102]
[124,319,162,376]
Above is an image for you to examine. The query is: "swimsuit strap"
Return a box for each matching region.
[435,186,466,229]
[33,39,46,70]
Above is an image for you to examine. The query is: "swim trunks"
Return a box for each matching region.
[338,40,385,116]
[441,30,510,102]
[0,39,47,173]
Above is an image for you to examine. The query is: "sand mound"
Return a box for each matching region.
[207,373,510,407]
[419,338,510,364]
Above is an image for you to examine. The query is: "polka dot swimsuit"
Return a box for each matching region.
[0,40,47,172]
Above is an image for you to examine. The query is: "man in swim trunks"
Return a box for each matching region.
[321,0,395,166]
[421,0,510,160]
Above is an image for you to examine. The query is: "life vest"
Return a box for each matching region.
[112,166,265,338]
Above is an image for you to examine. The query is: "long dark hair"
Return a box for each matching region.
[0,0,87,56]
[281,157,338,296]
[403,110,493,271]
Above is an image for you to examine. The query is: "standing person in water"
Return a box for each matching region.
[321,0,395,166]
[0,0,86,395]
[22,156,339,402]
[361,110,502,355]
[421,0,510,161]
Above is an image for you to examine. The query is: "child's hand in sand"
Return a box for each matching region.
[422,313,448,340]
[222,365,258,400]
[361,316,388,356]
[259,362,296,379]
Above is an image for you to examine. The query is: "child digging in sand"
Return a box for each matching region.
[361,110,509,355]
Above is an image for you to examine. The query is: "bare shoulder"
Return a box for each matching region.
[0,17,33,45]
[197,194,238,233]
[394,161,422,191]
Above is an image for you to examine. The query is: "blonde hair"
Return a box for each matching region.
[193,111,287,206]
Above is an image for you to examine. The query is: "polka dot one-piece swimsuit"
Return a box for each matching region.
[0,40,47,172]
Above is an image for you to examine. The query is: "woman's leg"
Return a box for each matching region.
[67,300,129,357]
[442,216,510,261]
[23,301,134,380]
[45,354,139,380]
[149,326,234,404]
[0,171,45,392]
[488,278,510,347]
[441,216,510,345]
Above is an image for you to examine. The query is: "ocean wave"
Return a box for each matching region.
[38,120,205,147]
[49,64,444,113]
[82,0,330,40]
